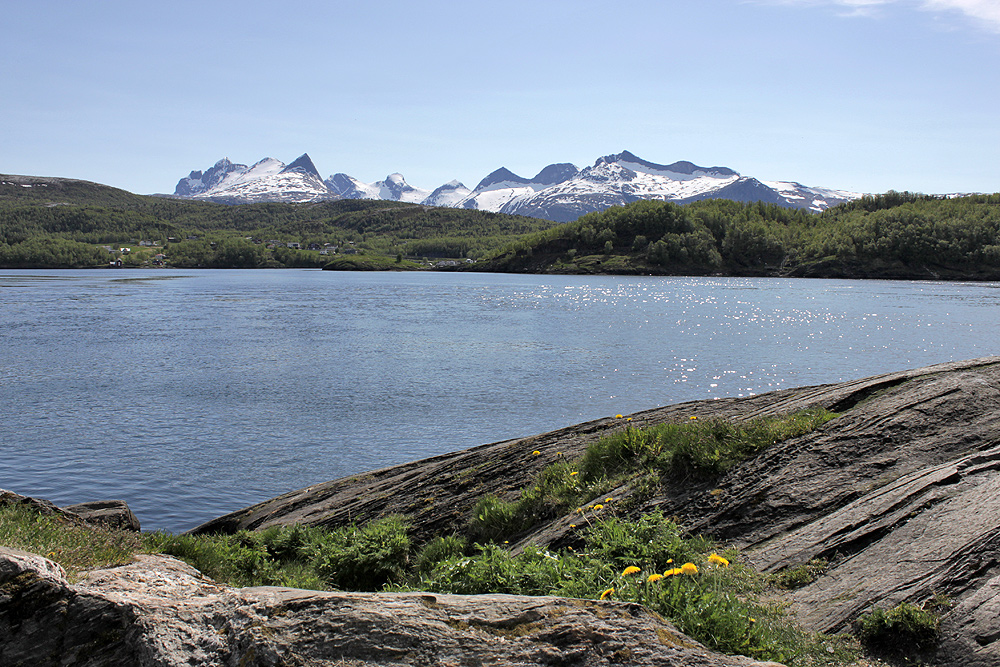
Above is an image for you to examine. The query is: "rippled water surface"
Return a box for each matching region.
[2,269,997,531]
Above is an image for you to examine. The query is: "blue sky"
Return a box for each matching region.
[3,0,998,196]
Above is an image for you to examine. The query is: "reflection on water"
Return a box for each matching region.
[1,269,997,531]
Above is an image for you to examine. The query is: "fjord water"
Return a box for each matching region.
[2,269,997,532]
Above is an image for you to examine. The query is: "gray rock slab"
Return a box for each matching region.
[1,547,783,667]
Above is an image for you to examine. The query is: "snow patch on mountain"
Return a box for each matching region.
[424,180,471,207]
[762,181,861,211]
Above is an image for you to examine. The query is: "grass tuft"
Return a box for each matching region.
[855,601,942,654]
[469,408,837,544]
[0,505,149,581]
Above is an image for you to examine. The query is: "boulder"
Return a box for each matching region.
[64,499,141,531]
[0,547,782,666]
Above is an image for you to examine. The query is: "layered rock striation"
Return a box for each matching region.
[193,356,1000,666]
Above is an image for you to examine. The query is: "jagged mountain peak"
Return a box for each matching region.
[281,153,321,179]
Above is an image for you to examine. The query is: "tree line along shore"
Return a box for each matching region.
[2,175,1000,279]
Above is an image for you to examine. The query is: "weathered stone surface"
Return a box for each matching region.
[192,356,1000,666]
[1,490,141,531]
[64,499,142,531]
[0,547,142,666]
[0,547,781,666]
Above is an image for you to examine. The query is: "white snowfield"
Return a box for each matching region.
[173,151,863,219]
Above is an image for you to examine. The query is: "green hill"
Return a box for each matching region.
[473,192,1000,281]
[0,175,555,269]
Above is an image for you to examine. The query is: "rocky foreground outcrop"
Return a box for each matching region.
[5,357,1000,665]
[193,356,1000,666]
[0,546,776,666]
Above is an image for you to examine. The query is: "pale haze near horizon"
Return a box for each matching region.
[2,0,998,197]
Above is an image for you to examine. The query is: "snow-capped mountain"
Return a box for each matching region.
[424,180,472,207]
[171,151,861,220]
[174,154,331,203]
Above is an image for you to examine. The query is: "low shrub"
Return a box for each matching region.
[414,534,468,575]
[413,510,853,665]
[856,601,942,653]
[152,531,280,587]
[310,515,411,590]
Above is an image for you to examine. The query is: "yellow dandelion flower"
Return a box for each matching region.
[593,504,604,510]
[664,568,682,577]
[600,587,614,600]
[622,566,641,577]
[681,562,699,576]
[626,417,633,422]
[615,414,624,419]
[570,524,577,528]
[708,553,730,567]
[570,471,579,476]
[667,559,673,564]
[690,415,697,420]
[605,497,613,502]
[647,573,664,583]
[532,450,541,456]
[749,618,756,623]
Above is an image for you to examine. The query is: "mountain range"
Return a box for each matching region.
[170,151,861,222]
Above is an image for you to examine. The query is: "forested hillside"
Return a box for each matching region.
[474,192,1000,280]
[4,174,999,279]
[0,175,554,268]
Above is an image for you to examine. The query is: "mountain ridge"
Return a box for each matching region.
[171,151,862,221]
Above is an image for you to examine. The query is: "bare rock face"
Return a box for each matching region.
[191,356,1000,666]
[0,547,780,667]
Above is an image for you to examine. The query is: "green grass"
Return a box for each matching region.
[776,558,830,589]
[0,505,151,581]
[469,408,838,543]
[855,601,943,655]
[151,515,410,591]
